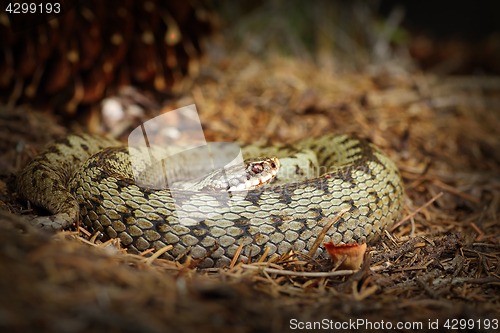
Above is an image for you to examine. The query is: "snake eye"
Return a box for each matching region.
[252,163,264,174]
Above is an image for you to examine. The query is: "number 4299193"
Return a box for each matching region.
[6,3,61,14]
[444,318,498,330]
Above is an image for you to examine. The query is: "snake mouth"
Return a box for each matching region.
[228,171,277,191]
[240,167,279,191]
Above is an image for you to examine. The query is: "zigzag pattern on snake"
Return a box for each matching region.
[17,133,404,268]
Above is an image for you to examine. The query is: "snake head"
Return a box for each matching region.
[181,156,280,192]
[205,156,280,192]
[240,156,280,190]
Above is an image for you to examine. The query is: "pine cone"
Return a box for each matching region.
[0,0,217,115]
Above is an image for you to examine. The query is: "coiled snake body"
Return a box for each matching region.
[17,134,404,267]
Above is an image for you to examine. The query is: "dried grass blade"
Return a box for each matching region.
[307,207,350,257]
[229,244,244,268]
[145,245,173,265]
[390,192,444,231]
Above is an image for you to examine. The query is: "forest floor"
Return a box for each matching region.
[1,49,500,332]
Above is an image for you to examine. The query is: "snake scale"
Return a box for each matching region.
[17,133,404,267]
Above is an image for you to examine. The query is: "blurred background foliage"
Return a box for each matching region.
[213,0,500,74]
[1,0,498,116]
